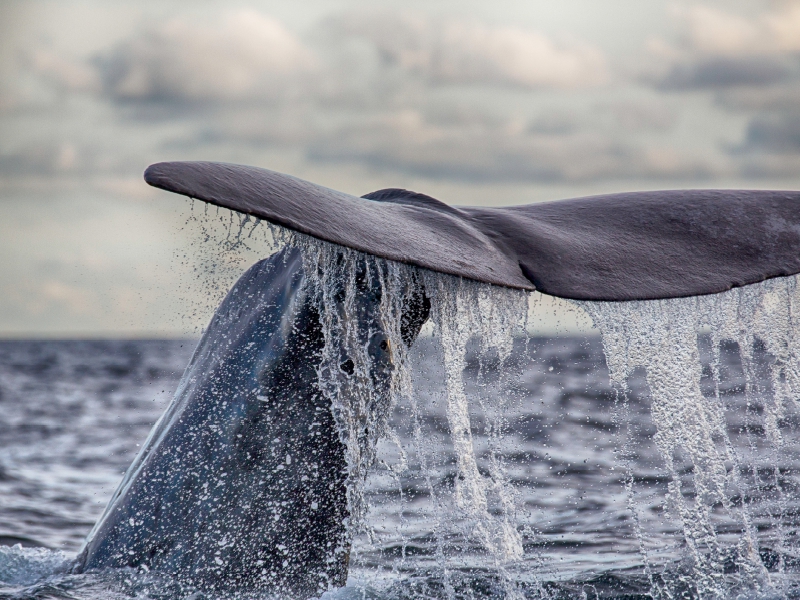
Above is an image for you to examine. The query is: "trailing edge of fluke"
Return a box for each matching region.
[144,161,800,302]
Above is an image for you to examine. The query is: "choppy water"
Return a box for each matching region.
[2,334,800,599]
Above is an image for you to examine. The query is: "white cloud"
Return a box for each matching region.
[649,3,800,90]
[22,8,609,110]
[673,4,800,56]
[97,10,315,103]
[26,47,100,93]
[326,13,608,90]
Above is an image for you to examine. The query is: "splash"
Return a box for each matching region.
[176,205,287,334]
[580,275,800,598]
[0,546,69,587]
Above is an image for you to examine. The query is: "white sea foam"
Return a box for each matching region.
[0,545,69,587]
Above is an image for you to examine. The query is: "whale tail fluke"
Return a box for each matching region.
[145,160,800,301]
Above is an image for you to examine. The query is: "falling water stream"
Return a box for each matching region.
[581,277,800,599]
[2,217,800,599]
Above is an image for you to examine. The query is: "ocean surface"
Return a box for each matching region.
[1,336,800,599]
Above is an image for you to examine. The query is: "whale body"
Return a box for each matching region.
[73,247,428,597]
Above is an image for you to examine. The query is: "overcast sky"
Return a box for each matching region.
[1,0,799,336]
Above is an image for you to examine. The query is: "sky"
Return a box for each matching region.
[1,0,799,336]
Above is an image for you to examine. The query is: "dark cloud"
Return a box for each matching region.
[656,56,797,91]
[717,85,800,111]
[740,113,800,154]
[736,153,800,178]
[0,142,80,177]
[305,111,713,183]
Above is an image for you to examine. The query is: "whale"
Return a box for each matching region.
[74,161,800,596]
[72,246,429,597]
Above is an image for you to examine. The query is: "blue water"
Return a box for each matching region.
[1,337,799,598]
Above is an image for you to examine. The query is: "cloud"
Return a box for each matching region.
[657,56,796,90]
[28,280,101,316]
[736,152,800,179]
[648,4,800,91]
[25,8,609,111]
[5,6,726,186]
[672,4,800,57]
[740,113,800,154]
[306,109,712,183]
[325,12,608,90]
[25,48,100,93]
[645,3,800,174]
[717,84,800,111]
[0,142,83,177]
[594,101,676,133]
[95,10,315,103]
[731,106,800,173]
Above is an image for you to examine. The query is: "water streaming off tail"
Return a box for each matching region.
[291,229,800,599]
[294,235,420,533]
[290,233,536,596]
[580,275,800,599]
[422,273,528,564]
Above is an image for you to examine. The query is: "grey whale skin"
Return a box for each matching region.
[144,160,800,301]
[73,247,428,597]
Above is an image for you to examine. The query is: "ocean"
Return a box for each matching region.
[1,334,799,599]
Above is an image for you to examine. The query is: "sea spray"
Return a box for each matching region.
[177,206,287,334]
[580,274,800,598]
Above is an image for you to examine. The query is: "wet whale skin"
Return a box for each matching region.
[75,249,349,597]
[74,246,429,597]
